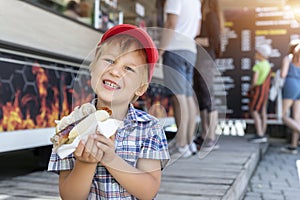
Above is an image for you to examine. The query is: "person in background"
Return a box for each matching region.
[159,0,202,158]
[193,0,224,151]
[248,44,272,143]
[48,24,170,199]
[79,0,91,18]
[63,0,80,19]
[77,0,92,25]
[280,41,300,154]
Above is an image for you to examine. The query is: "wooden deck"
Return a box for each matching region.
[157,136,263,200]
[0,136,265,200]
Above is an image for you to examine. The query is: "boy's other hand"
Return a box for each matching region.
[74,134,104,164]
[95,133,116,166]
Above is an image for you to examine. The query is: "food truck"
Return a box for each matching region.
[0,1,170,160]
[0,1,101,160]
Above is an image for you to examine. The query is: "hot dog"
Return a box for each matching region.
[50,103,112,149]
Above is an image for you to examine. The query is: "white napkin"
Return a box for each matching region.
[55,112,123,159]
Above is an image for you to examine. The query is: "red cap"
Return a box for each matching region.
[98,24,158,82]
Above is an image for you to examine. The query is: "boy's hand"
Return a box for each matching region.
[94,133,116,166]
[74,134,104,164]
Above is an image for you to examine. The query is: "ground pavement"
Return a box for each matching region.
[243,138,300,200]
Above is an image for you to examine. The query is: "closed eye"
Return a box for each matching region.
[104,58,114,64]
[124,65,135,72]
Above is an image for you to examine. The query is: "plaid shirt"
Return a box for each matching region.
[48,104,170,199]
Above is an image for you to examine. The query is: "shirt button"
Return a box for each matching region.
[130,152,134,156]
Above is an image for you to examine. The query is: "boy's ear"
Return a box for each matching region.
[135,83,149,97]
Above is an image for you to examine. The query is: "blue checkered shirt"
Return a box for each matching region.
[48,104,170,199]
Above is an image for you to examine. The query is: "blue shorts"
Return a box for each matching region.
[282,77,300,100]
[162,50,196,96]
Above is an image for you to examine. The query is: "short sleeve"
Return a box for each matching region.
[138,124,170,169]
[252,63,259,72]
[165,0,181,15]
[48,151,76,173]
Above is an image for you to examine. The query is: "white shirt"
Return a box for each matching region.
[164,0,201,53]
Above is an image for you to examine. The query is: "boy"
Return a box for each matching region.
[248,44,272,143]
[48,24,170,199]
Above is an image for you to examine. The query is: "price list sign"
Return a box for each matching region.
[217,5,300,119]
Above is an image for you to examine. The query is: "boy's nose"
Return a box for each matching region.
[109,64,124,78]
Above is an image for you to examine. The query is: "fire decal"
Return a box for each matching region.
[0,56,92,132]
[0,53,174,133]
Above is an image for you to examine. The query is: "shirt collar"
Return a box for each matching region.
[127,104,151,121]
[123,104,152,129]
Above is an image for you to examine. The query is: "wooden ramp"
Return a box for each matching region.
[157,136,263,200]
[0,136,265,200]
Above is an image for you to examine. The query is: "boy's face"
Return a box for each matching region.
[90,39,148,106]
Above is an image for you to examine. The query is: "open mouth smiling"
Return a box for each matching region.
[103,80,121,89]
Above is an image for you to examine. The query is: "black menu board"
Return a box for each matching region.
[217,6,300,119]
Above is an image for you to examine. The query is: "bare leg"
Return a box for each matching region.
[282,99,300,134]
[291,132,299,148]
[291,100,300,147]
[187,96,197,144]
[251,110,263,137]
[208,110,218,141]
[172,94,188,147]
[200,109,208,139]
[261,100,268,135]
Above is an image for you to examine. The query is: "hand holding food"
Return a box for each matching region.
[50,103,123,159]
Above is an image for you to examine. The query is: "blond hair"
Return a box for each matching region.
[288,39,300,54]
[293,44,300,63]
